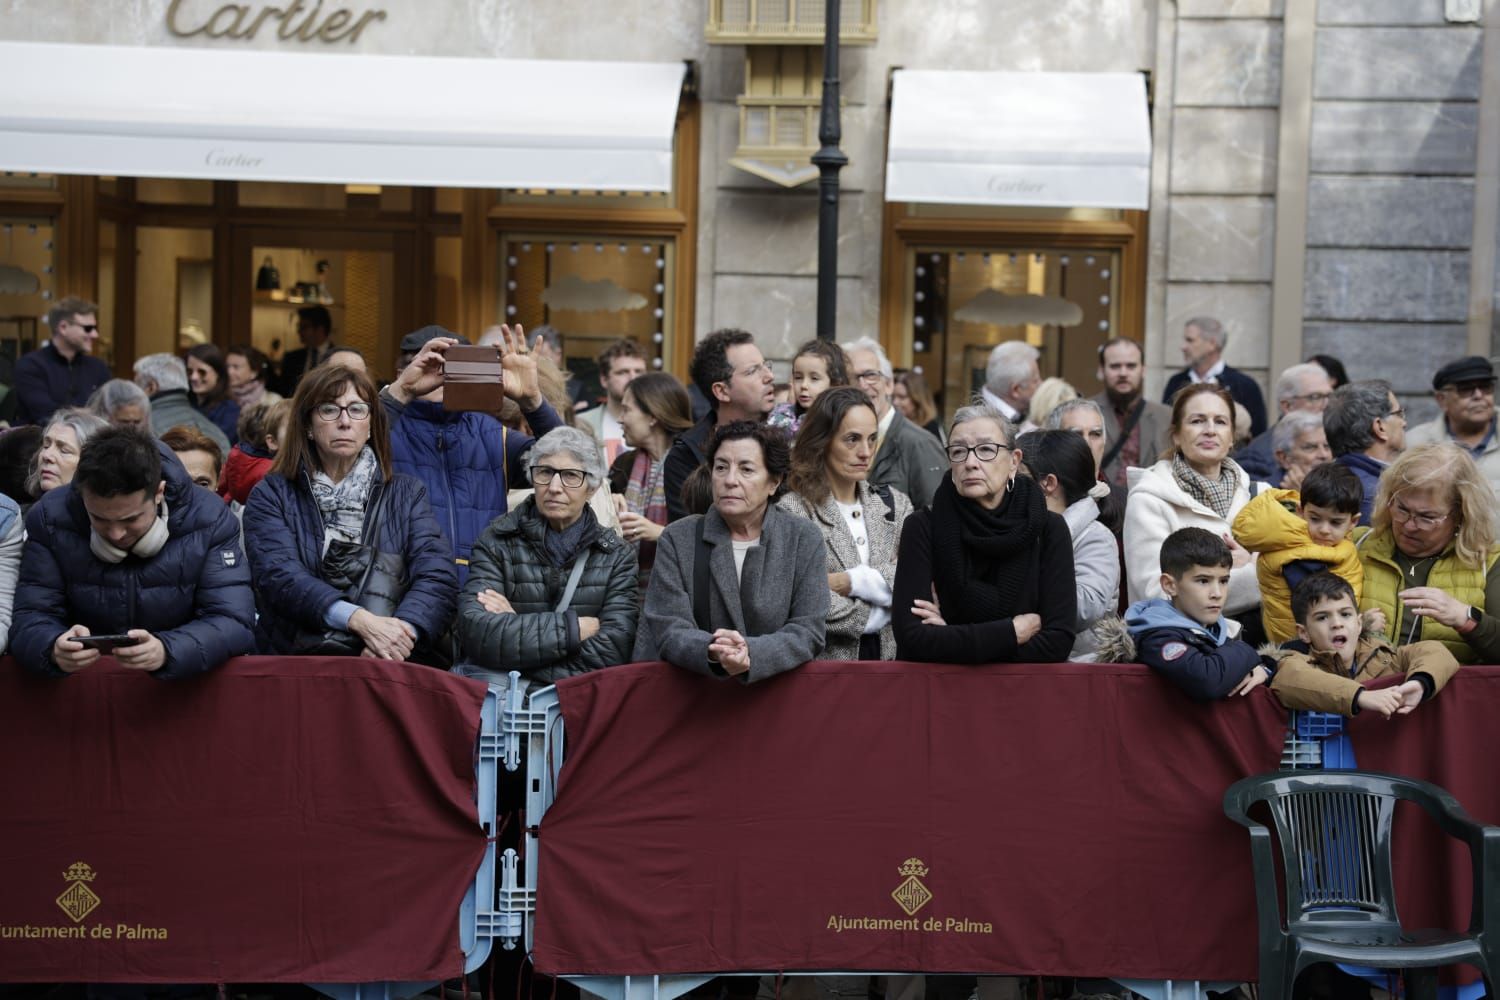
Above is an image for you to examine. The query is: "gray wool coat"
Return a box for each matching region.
[776,482,912,661]
[457,497,639,683]
[632,502,829,683]
[868,409,947,510]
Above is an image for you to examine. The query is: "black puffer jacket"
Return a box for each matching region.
[457,497,638,682]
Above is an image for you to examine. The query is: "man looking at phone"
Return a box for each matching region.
[11,426,257,678]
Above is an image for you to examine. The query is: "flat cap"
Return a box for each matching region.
[1432,355,1496,390]
[399,325,469,354]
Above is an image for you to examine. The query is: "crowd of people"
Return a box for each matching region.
[1,297,1496,727]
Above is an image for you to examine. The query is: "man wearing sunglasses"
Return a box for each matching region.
[13,296,112,426]
[1408,356,1500,495]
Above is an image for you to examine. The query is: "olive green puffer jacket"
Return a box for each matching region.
[457,497,639,682]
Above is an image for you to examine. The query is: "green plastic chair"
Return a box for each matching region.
[1223,770,1499,1000]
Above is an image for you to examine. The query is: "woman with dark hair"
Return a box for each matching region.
[634,421,828,682]
[1308,353,1349,390]
[1016,429,1120,660]
[891,402,1077,663]
[225,344,282,411]
[608,372,694,592]
[187,343,241,443]
[779,387,913,660]
[894,368,942,441]
[242,365,456,661]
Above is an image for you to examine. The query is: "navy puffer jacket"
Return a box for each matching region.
[11,441,257,679]
[382,392,563,585]
[457,496,638,682]
[243,466,458,653]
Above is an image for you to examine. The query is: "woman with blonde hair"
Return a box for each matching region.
[1026,376,1078,429]
[1358,441,1500,663]
[893,368,942,441]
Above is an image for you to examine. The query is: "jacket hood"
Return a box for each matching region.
[1092,613,1135,663]
[1062,496,1100,538]
[1231,488,1303,552]
[1124,597,1237,646]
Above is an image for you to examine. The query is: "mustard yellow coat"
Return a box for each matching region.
[1231,489,1363,644]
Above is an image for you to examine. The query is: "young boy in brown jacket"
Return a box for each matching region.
[1269,572,1460,717]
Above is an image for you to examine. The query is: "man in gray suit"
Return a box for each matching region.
[1092,337,1171,486]
[841,337,946,509]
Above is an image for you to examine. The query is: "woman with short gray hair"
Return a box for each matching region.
[457,426,638,681]
[86,379,152,430]
[26,408,108,497]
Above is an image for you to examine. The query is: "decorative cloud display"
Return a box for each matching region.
[954,289,1083,327]
[0,265,40,295]
[541,274,648,313]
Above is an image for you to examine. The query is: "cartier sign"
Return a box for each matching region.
[166,0,388,44]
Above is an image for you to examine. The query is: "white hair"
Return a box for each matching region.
[1185,316,1227,349]
[1275,361,1330,403]
[133,353,188,393]
[839,336,892,380]
[985,341,1040,397]
[950,397,1015,446]
[1272,409,1325,456]
[529,426,606,490]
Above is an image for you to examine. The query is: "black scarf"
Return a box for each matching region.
[930,473,1049,623]
[542,504,601,569]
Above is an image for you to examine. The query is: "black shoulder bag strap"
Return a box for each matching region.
[692,516,712,632]
[1101,398,1147,474]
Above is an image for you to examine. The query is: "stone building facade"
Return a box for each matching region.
[2,0,1494,416]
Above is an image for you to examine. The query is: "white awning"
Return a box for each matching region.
[0,42,685,191]
[884,70,1152,210]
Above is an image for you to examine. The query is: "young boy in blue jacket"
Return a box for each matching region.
[1123,526,1273,701]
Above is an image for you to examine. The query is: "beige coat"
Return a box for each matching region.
[1268,634,1459,715]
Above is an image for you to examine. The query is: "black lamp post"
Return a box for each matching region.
[811,0,847,341]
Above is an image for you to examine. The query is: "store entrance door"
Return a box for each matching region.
[228,226,415,381]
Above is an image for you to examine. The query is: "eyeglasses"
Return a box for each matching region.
[1389,497,1452,531]
[855,370,887,385]
[75,323,99,333]
[1384,407,1407,422]
[1290,391,1332,404]
[946,442,1005,464]
[314,402,372,422]
[532,466,588,489]
[1443,381,1497,398]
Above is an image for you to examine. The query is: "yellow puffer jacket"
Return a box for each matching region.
[1358,528,1500,663]
[1231,488,1363,644]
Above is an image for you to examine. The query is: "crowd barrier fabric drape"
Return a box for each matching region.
[0,656,489,983]
[535,661,1500,981]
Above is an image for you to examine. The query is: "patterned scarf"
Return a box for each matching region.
[624,450,668,588]
[1171,452,1241,520]
[310,445,381,553]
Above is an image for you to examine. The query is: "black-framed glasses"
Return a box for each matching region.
[946,442,1005,464]
[1384,406,1407,422]
[314,402,372,422]
[532,466,588,489]
[74,322,99,333]
[1442,381,1497,398]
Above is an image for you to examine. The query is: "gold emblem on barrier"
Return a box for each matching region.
[890,857,932,916]
[56,862,101,923]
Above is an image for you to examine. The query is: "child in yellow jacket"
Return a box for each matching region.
[1231,463,1364,644]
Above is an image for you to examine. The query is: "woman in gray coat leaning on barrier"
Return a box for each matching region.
[457,426,638,683]
[778,387,912,660]
[634,420,828,683]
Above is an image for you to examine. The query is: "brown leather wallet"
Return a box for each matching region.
[442,345,505,412]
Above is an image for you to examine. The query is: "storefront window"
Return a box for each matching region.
[251,245,396,378]
[136,178,215,206]
[0,172,56,191]
[0,217,56,367]
[500,236,674,386]
[97,218,117,367]
[910,247,1120,417]
[135,225,213,359]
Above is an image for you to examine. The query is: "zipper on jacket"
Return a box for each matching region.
[438,429,459,555]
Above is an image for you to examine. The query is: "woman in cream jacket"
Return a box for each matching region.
[1123,384,1265,617]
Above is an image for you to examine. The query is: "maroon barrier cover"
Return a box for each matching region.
[0,656,489,983]
[534,661,1291,979]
